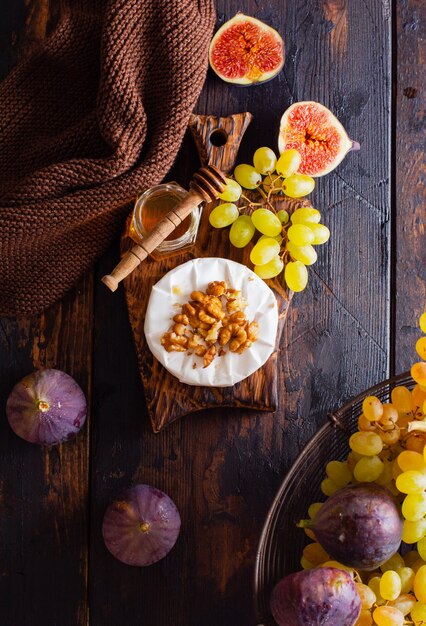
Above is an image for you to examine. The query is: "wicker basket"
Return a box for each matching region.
[253,371,414,626]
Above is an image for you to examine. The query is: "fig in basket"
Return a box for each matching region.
[270,567,361,626]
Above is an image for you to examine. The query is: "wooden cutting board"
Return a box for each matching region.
[121,113,295,433]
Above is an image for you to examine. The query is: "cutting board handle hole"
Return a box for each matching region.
[209,129,228,147]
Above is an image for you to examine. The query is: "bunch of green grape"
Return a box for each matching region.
[209,147,330,293]
[300,313,426,626]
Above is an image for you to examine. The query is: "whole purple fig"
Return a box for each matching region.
[300,483,403,570]
[270,567,361,626]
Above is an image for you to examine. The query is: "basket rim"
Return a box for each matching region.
[253,370,413,625]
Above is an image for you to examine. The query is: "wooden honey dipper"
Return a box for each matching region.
[102,165,227,292]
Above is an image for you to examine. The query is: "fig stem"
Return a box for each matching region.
[297,519,314,529]
[37,400,50,412]
[139,521,150,533]
[350,140,361,152]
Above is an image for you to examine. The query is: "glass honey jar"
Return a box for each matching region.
[130,183,201,257]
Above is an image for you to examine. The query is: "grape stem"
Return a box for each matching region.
[296,519,313,529]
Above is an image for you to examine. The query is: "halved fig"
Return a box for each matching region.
[209,14,284,86]
[278,101,360,177]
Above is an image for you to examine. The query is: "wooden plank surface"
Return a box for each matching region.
[89,1,391,624]
[0,3,92,625]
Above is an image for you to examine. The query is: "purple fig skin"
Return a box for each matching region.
[311,483,403,570]
[102,484,181,566]
[270,567,361,626]
[6,369,86,445]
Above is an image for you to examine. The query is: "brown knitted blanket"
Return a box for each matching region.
[0,0,215,317]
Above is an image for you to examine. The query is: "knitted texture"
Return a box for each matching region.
[0,0,215,316]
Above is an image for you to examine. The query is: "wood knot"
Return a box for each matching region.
[403,87,417,99]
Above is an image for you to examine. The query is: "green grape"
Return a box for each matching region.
[380,570,402,601]
[363,395,384,421]
[259,234,282,243]
[375,459,393,486]
[381,553,405,573]
[396,566,415,593]
[372,605,404,626]
[310,223,331,245]
[325,460,352,486]
[262,177,281,195]
[282,174,315,198]
[209,203,239,228]
[250,238,280,265]
[402,494,426,521]
[229,215,255,248]
[320,477,340,496]
[368,577,386,606]
[284,261,308,292]
[420,313,426,333]
[277,209,289,224]
[286,241,317,265]
[253,147,277,174]
[398,451,426,472]
[291,207,321,225]
[411,602,426,625]
[391,386,412,413]
[276,149,302,177]
[416,337,426,360]
[396,471,426,494]
[349,431,383,456]
[308,502,323,519]
[356,583,376,609]
[234,164,262,189]
[414,565,426,602]
[251,208,282,237]
[254,255,284,279]
[354,455,384,482]
[217,178,242,202]
[418,537,426,561]
[287,224,315,246]
[401,519,426,543]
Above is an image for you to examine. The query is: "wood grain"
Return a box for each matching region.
[89,1,391,624]
[0,2,92,624]
[394,0,426,372]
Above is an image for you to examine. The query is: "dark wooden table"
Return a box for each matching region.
[0,1,425,625]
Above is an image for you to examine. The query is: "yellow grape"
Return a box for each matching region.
[381,403,399,423]
[363,395,384,421]
[380,570,401,600]
[320,560,354,575]
[401,519,426,543]
[412,385,426,410]
[413,559,426,573]
[375,459,393,486]
[253,147,277,174]
[286,241,318,265]
[404,551,421,567]
[308,502,323,519]
[303,542,329,565]
[309,223,330,245]
[234,164,262,189]
[373,605,404,626]
[412,362,426,386]
[412,601,426,625]
[251,208,282,237]
[229,215,255,247]
[402,492,426,521]
[358,414,377,432]
[396,567,415,593]
[368,576,386,606]
[418,538,426,564]
[250,238,280,265]
[284,261,308,292]
[406,434,426,454]
[320,477,340,496]
[414,565,426,602]
[380,427,401,446]
[354,455,384,482]
[420,312,426,333]
[282,174,315,198]
[254,255,284,279]
[300,555,315,569]
[304,527,316,540]
[287,223,314,246]
[354,609,373,626]
[389,593,416,616]
[209,203,239,228]
[276,149,302,177]
[290,207,321,225]
[217,178,242,202]
[396,470,426,494]
[381,553,405,572]
[349,431,383,456]
[392,459,403,480]
[325,460,352,486]
[356,582,376,609]
[398,450,426,472]
[416,337,426,360]
[262,177,281,195]
[391,386,412,413]
[277,209,289,224]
